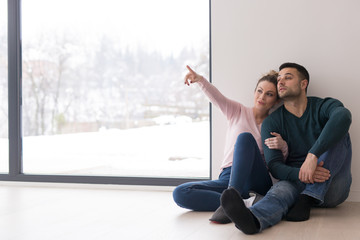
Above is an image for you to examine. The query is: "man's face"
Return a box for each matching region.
[277,68,304,99]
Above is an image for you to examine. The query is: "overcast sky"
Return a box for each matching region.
[21,0,209,57]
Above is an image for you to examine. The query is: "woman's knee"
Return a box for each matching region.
[172,183,189,206]
[236,132,254,142]
[235,132,256,148]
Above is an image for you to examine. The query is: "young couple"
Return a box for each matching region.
[173,63,352,234]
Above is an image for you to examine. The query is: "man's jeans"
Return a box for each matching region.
[250,133,352,231]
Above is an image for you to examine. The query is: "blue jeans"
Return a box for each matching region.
[172,132,272,211]
[250,133,352,231]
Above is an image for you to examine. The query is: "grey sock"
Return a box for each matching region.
[209,206,231,224]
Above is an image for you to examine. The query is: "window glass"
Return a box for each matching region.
[22,0,210,178]
[0,0,8,173]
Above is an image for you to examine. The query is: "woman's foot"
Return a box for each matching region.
[209,206,231,224]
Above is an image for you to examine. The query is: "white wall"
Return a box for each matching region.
[211,0,360,201]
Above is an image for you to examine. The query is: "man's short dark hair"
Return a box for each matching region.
[279,62,310,83]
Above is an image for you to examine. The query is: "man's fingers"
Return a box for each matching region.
[316,166,330,174]
[300,171,314,184]
[314,177,326,183]
[314,174,330,182]
[309,177,314,184]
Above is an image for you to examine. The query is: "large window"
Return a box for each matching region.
[0,0,8,173]
[21,0,210,179]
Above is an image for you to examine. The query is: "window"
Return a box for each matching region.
[21,0,210,179]
[0,0,8,173]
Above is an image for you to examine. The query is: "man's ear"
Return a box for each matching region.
[301,79,309,90]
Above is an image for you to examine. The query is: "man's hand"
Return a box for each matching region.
[299,153,318,183]
[313,161,331,183]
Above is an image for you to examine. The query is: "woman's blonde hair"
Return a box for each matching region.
[255,70,279,99]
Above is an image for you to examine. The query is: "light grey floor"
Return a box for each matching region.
[0,183,359,240]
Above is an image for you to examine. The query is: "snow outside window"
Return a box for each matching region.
[21,0,210,178]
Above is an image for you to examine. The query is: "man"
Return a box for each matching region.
[220,62,352,234]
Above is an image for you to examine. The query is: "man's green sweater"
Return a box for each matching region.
[261,97,352,181]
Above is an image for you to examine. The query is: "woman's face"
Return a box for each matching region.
[253,80,278,112]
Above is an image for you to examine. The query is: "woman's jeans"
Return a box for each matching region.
[172,132,272,211]
[250,133,352,231]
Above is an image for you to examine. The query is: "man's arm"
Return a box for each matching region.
[300,99,351,183]
[309,104,351,157]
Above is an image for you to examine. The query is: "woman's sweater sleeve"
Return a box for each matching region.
[197,77,241,120]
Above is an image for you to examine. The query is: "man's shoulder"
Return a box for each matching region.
[308,96,341,102]
[263,106,284,126]
[308,96,343,108]
[268,105,284,118]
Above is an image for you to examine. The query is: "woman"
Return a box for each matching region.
[172,66,287,223]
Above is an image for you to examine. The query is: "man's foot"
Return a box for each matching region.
[209,206,231,224]
[221,187,260,235]
[286,194,315,222]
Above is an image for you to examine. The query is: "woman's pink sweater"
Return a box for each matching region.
[197,78,263,170]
